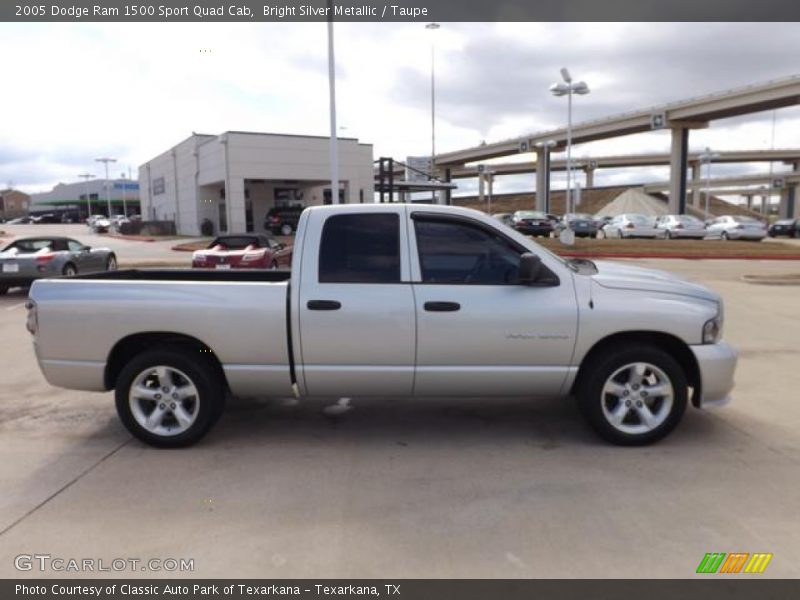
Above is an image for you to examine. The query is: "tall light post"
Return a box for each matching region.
[120,172,128,216]
[484,168,495,216]
[326,0,339,203]
[699,147,720,221]
[95,157,117,216]
[426,22,440,203]
[535,140,557,213]
[550,68,589,214]
[78,173,95,220]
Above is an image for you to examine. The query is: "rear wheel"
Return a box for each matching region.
[106,254,117,271]
[62,263,77,276]
[270,260,278,270]
[576,345,687,445]
[721,231,729,241]
[665,230,672,239]
[114,347,225,448]
[0,286,8,296]
[280,223,293,236]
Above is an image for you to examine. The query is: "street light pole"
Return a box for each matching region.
[326,0,339,203]
[550,68,589,215]
[78,173,95,220]
[120,172,127,216]
[95,157,117,216]
[426,22,440,204]
[699,147,720,221]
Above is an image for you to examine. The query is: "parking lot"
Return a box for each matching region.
[1,245,799,577]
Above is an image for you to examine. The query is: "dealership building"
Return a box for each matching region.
[139,132,375,236]
[30,179,140,217]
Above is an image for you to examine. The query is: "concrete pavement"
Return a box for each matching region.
[0,260,798,578]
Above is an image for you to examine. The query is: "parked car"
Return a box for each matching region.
[767,218,800,238]
[556,213,599,238]
[86,214,107,227]
[264,205,306,236]
[511,210,554,237]
[491,213,514,227]
[91,217,112,234]
[27,204,736,448]
[32,213,60,224]
[655,214,708,239]
[0,236,116,294]
[600,214,665,239]
[705,215,767,241]
[6,216,33,224]
[192,234,292,270]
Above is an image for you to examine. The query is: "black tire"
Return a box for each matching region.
[0,286,8,296]
[721,231,729,241]
[62,263,77,276]
[270,260,279,270]
[280,223,293,236]
[576,344,688,446]
[114,346,225,448]
[665,230,672,240]
[106,254,117,271]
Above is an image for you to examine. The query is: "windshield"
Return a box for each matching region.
[2,239,53,254]
[209,236,260,249]
[516,211,546,219]
[732,216,760,224]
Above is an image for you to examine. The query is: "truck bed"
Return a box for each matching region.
[73,268,292,282]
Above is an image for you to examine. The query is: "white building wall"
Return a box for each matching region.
[140,132,374,235]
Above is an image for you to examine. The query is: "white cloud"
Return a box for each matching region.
[1,22,799,196]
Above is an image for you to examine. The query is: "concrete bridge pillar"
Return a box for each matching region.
[535,146,548,212]
[584,167,595,189]
[690,161,702,207]
[778,162,799,218]
[744,194,753,211]
[668,127,689,214]
[478,172,485,205]
[779,186,796,218]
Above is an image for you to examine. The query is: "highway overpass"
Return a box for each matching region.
[432,75,800,217]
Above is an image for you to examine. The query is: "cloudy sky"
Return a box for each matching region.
[1,21,800,197]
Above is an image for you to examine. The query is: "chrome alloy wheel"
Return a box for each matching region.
[600,362,674,435]
[128,366,199,437]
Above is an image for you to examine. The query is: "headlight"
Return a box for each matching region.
[702,304,723,344]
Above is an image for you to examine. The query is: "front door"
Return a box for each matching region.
[410,214,578,396]
[297,209,416,396]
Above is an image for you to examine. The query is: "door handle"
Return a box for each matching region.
[307,300,341,311]
[424,301,460,312]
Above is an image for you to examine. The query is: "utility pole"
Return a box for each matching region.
[95,157,117,216]
[78,173,95,220]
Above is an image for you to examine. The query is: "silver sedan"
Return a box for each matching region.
[0,236,116,294]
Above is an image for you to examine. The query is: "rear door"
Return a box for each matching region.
[296,208,416,396]
[409,213,578,397]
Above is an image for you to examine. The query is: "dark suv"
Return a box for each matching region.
[264,205,305,236]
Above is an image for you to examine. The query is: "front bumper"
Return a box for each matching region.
[690,341,738,408]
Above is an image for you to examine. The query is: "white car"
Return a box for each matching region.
[705,215,766,241]
[600,214,665,239]
[655,214,708,239]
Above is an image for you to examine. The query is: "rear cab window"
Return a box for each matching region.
[318,213,401,283]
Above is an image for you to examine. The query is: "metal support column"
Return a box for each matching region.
[535,147,547,212]
[668,127,689,214]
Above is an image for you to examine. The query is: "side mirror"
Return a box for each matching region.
[518,253,543,284]
[82,246,91,252]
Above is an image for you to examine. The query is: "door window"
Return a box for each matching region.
[414,218,523,285]
[67,240,84,252]
[319,213,400,283]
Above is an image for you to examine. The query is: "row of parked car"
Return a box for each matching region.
[491,210,793,242]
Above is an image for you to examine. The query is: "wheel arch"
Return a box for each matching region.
[571,331,702,407]
[105,332,228,392]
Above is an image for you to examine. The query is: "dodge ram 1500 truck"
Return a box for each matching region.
[26,204,737,447]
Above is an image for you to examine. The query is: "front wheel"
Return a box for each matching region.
[576,345,687,445]
[62,263,77,276]
[280,223,293,236]
[0,286,8,296]
[115,347,225,447]
[106,254,117,271]
[721,231,729,241]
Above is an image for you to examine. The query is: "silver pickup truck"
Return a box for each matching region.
[26,204,737,447]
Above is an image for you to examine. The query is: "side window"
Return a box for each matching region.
[50,239,68,252]
[415,218,522,285]
[67,240,83,252]
[319,213,401,283]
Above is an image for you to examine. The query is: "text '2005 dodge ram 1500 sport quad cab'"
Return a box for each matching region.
[26,204,737,447]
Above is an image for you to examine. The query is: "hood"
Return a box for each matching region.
[591,260,720,303]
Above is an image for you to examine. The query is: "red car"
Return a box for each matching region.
[192,234,292,270]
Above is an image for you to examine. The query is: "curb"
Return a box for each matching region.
[741,275,800,285]
[109,234,157,242]
[171,245,196,252]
